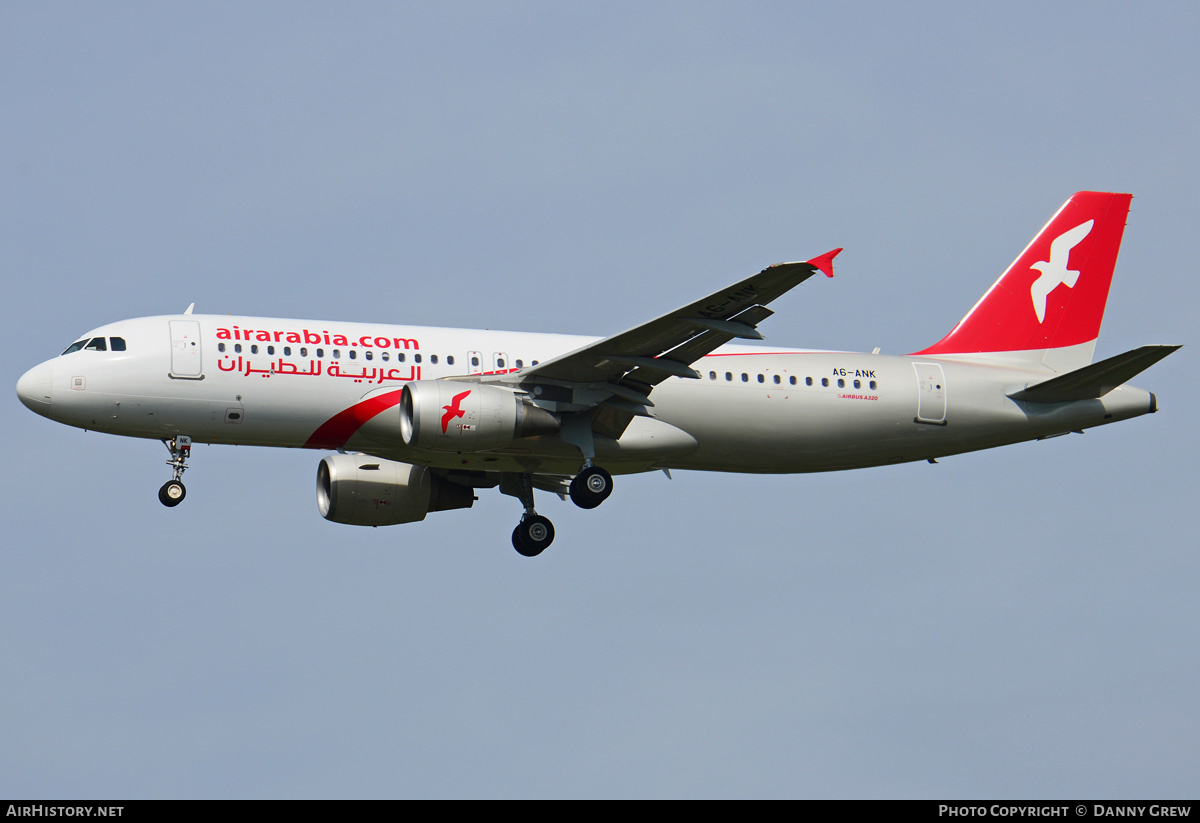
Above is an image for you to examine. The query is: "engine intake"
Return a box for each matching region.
[316,453,474,527]
[399,381,560,452]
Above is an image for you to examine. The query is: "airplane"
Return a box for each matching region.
[15,191,1179,557]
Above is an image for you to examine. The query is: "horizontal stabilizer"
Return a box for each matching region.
[1008,345,1180,402]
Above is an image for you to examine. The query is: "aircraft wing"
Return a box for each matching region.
[513,250,841,397]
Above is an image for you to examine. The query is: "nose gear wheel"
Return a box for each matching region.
[158,480,186,507]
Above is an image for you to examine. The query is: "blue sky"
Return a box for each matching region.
[3,2,1196,798]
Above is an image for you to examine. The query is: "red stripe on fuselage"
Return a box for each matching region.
[304,389,406,450]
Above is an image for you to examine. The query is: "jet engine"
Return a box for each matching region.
[398,381,560,452]
[316,453,474,527]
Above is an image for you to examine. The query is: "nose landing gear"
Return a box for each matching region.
[159,435,192,508]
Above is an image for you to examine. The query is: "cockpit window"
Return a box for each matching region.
[61,336,126,355]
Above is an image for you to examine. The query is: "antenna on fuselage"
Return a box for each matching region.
[183,303,194,315]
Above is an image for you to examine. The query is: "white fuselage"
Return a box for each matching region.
[18,313,1156,477]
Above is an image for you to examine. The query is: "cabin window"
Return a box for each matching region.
[470,355,479,366]
[398,353,406,363]
[300,347,308,357]
[496,358,505,369]
[85,338,107,351]
[757,374,764,383]
[447,355,455,366]
[741,373,748,382]
[235,344,243,353]
[250,345,259,354]
[414,354,422,363]
[821,378,829,387]
[709,371,717,380]
[532,360,539,366]
[316,348,324,358]
[431,355,439,364]
[218,343,226,353]
[381,352,389,361]
[838,378,845,388]
[110,337,127,352]
[854,379,861,389]
[284,346,292,356]
[870,380,877,390]
[516,359,524,369]
[789,376,797,385]
[773,375,780,384]
[267,345,275,355]
[805,377,813,386]
[348,349,356,360]
[332,349,340,358]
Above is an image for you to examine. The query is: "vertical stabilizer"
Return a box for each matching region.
[914,191,1132,371]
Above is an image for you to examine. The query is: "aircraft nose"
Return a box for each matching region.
[16,361,54,411]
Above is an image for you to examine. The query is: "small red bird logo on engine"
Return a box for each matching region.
[441,390,471,434]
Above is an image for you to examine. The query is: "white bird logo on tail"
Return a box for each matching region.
[1029,219,1093,323]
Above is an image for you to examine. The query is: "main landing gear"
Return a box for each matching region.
[569,464,612,509]
[513,514,555,557]
[503,473,556,557]
[158,435,192,508]
[502,464,615,557]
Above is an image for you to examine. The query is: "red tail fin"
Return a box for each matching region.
[915,192,1132,365]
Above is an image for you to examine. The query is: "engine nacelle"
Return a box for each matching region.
[316,453,474,527]
[399,381,560,452]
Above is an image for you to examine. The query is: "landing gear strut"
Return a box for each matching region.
[159,435,192,508]
[569,464,612,509]
[502,473,555,557]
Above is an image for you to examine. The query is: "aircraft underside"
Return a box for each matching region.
[81,349,1161,556]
